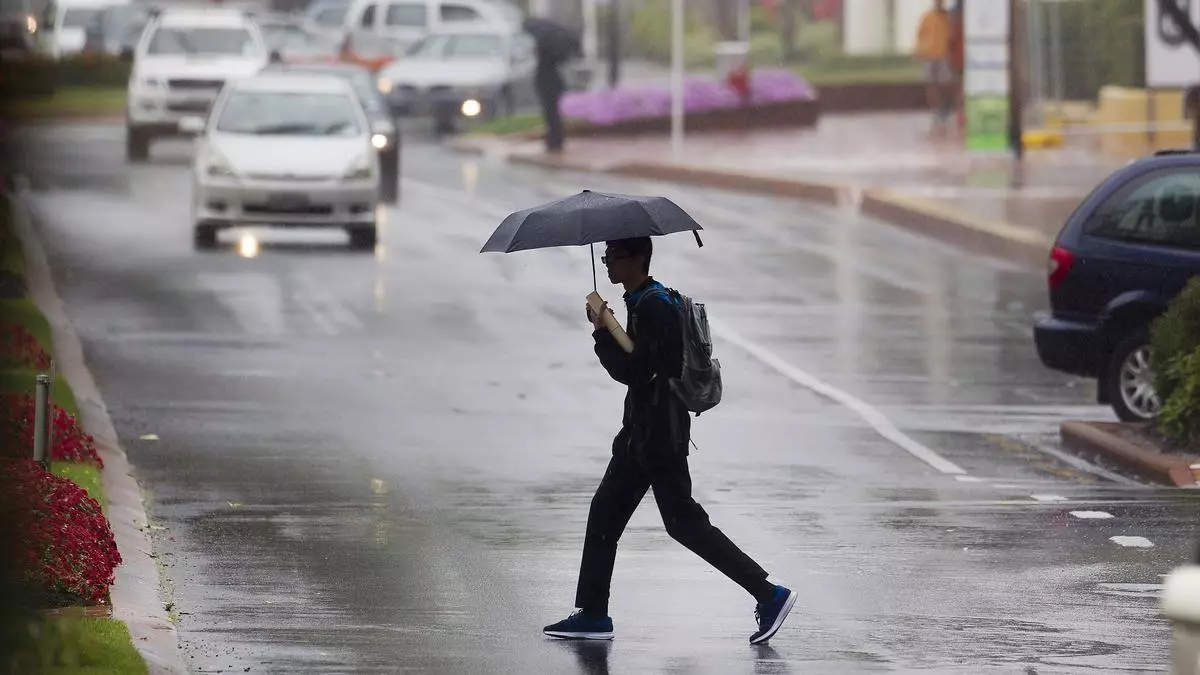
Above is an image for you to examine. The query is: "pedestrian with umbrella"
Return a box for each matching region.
[481,190,798,645]
[522,16,580,153]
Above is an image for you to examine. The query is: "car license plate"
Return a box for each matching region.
[266,193,308,208]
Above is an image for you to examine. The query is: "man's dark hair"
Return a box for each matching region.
[608,237,653,273]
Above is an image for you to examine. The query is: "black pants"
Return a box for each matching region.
[536,82,565,152]
[574,450,771,616]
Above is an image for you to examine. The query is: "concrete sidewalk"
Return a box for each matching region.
[452,112,1129,271]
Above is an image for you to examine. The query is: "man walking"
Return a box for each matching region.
[915,0,954,136]
[542,237,796,645]
[531,27,567,153]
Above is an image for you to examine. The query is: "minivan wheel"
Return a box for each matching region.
[1104,331,1163,422]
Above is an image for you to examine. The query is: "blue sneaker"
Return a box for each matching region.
[749,585,797,645]
[543,609,614,640]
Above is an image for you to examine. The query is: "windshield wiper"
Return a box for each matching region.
[253,123,322,134]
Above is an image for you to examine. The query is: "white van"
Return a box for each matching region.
[42,0,128,57]
[341,0,520,54]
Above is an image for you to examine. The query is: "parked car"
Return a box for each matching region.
[124,6,270,161]
[263,61,400,203]
[0,0,40,55]
[1034,149,1200,421]
[303,0,351,37]
[42,0,126,57]
[185,72,381,250]
[341,0,519,55]
[376,25,535,132]
[83,2,151,55]
[256,11,341,62]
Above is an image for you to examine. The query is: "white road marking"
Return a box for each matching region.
[954,476,984,482]
[1070,511,1114,519]
[402,178,970,476]
[1031,494,1069,502]
[1110,536,1154,548]
[712,320,966,475]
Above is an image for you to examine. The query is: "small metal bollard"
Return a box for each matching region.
[32,373,51,468]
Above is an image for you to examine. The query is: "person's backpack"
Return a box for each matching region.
[638,287,723,415]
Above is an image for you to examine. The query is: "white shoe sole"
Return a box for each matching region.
[749,590,797,645]
[544,630,614,640]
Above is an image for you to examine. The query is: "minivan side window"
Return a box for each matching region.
[385,2,428,27]
[1085,168,1200,250]
[440,4,480,22]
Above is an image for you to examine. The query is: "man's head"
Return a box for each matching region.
[603,237,652,286]
[933,0,945,10]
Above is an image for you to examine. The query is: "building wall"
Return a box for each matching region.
[843,0,932,56]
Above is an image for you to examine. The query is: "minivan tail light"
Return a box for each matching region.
[1048,246,1075,289]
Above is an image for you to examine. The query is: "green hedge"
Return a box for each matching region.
[1160,345,1200,447]
[1152,277,1200,404]
[0,54,131,98]
[1153,278,1200,447]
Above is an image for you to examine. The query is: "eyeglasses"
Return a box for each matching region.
[601,254,630,265]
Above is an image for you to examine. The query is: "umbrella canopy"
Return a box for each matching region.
[480,190,704,291]
[481,190,703,253]
[522,16,582,66]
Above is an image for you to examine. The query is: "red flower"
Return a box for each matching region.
[1,459,122,604]
[0,323,52,370]
[0,394,103,467]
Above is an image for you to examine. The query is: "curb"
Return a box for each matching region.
[859,190,1053,271]
[8,180,188,674]
[1060,420,1199,487]
[451,140,1051,272]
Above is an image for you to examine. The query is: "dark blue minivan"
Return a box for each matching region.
[1034,150,1200,421]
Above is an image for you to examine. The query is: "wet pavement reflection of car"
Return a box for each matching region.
[187,72,381,250]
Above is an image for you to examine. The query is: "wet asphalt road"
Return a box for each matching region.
[10,122,1200,674]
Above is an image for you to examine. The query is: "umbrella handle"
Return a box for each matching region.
[591,242,597,292]
[693,230,704,248]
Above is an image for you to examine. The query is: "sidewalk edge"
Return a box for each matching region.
[8,179,188,675]
[1060,420,1198,488]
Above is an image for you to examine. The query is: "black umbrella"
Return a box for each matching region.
[480,189,704,291]
[522,16,582,66]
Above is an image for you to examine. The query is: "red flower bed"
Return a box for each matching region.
[0,394,102,467]
[0,323,52,369]
[2,459,121,605]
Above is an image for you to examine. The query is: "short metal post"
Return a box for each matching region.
[33,374,50,467]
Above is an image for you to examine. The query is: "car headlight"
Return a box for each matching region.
[371,133,389,150]
[377,77,393,94]
[205,151,236,178]
[136,77,164,90]
[461,98,482,117]
[343,154,373,181]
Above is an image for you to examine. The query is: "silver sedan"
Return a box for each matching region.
[186,73,381,250]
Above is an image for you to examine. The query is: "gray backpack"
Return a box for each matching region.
[639,288,723,416]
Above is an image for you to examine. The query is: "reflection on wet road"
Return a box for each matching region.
[12,123,1200,673]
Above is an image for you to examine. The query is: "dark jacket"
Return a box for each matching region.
[593,278,690,463]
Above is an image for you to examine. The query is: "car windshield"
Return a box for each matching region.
[62,7,99,29]
[147,26,257,56]
[281,69,383,112]
[216,90,363,136]
[405,33,502,59]
[262,24,337,52]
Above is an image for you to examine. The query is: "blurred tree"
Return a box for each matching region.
[780,0,804,62]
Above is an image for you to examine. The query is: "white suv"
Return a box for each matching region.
[125,7,269,162]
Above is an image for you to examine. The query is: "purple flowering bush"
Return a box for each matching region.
[559,68,816,126]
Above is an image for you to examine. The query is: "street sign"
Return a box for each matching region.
[1146,0,1200,87]
[964,0,1010,152]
